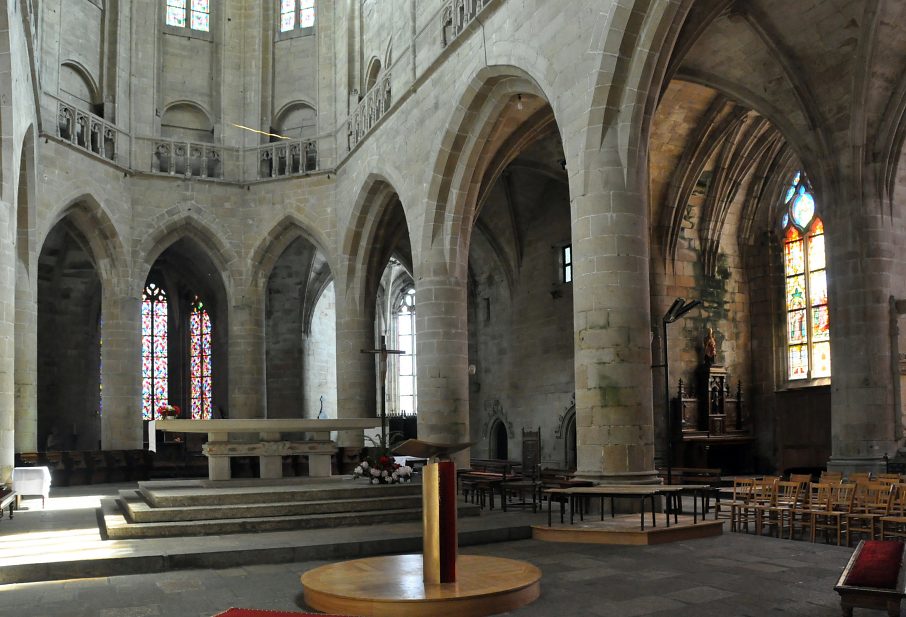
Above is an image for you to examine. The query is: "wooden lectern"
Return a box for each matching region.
[394,439,472,584]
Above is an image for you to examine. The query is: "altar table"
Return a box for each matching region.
[149,418,381,481]
[545,484,716,530]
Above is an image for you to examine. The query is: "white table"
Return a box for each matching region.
[149,418,382,481]
[12,466,51,508]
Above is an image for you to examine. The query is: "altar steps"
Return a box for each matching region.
[118,490,425,523]
[100,479,481,540]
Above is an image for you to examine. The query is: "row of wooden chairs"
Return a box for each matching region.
[726,474,906,546]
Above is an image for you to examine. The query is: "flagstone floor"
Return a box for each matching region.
[0,484,854,617]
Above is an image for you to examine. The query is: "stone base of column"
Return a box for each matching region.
[573,469,662,485]
[826,456,888,475]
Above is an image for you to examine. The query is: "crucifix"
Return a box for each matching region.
[361,335,405,448]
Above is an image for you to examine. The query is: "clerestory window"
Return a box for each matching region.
[781,172,830,381]
[166,0,210,32]
[279,0,316,33]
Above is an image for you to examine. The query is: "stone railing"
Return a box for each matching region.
[347,72,392,152]
[443,0,494,47]
[149,139,234,180]
[56,100,124,165]
[250,138,318,180]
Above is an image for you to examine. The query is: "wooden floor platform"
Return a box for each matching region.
[532,514,724,545]
[301,553,541,617]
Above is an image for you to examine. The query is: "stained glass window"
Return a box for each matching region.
[279,1,315,31]
[300,0,316,28]
[166,0,208,31]
[397,289,416,415]
[562,245,572,283]
[166,0,186,27]
[142,283,169,420]
[280,0,295,31]
[190,298,212,420]
[781,172,830,380]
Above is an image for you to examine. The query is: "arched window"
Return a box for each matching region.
[190,297,213,419]
[142,283,169,420]
[166,0,210,32]
[279,0,316,32]
[781,172,830,380]
[397,289,416,415]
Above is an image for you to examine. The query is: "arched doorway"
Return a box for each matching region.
[491,419,508,460]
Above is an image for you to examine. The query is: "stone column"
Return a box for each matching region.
[824,184,903,472]
[415,265,470,466]
[572,147,658,484]
[14,257,37,452]
[0,201,15,483]
[228,289,266,420]
[100,289,142,449]
[334,286,375,448]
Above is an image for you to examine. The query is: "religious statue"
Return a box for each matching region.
[704,327,717,366]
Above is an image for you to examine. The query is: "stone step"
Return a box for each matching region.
[138,480,422,508]
[101,498,481,539]
[118,490,425,523]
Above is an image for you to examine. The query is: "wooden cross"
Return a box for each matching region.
[361,335,405,447]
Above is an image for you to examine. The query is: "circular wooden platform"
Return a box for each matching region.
[301,554,541,617]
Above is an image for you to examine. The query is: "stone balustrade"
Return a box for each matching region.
[56,99,124,165]
[347,73,392,152]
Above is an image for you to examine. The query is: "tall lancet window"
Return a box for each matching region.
[142,283,169,420]
[781,172,830,380]
[190,297,213,419]
[397,289,417,415]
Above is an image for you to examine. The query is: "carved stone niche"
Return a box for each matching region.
[480,399,513,438]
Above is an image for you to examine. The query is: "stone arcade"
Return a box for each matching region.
[3,0,906,614]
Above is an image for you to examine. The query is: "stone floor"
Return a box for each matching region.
[0,485,855,617]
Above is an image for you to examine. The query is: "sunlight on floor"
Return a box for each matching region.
[0,526,137,563]
[17,494,104,512]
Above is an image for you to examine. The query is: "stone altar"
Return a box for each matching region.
[149,418,381,481]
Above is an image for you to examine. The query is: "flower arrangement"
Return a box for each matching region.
[157,404,181,418]
[353,454,413,485]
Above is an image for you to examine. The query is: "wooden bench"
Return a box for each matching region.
[835,540,906,617]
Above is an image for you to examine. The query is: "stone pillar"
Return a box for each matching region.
[825,186,902,473]
[415,266,470,466]
[228,289,266,420]
[572,148,658,484]
[14,257,37,452]
[0,201,14,483]
[334,287,375,448]
[100,289,142,449]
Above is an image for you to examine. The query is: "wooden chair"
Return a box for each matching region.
[737,477,776,533]
[847,483,895,546]
[790,482,833,541]
[821,471,844,484]
[756,480,801,538]
[880,484,906,540]
[813,483,857,545]
[789,473,813,484]
[724,477,755,532]
[848,472,873,485]
[503,428,543,512]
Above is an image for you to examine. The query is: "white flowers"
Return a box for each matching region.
[352,458,417,484]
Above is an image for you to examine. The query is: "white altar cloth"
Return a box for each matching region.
[13,466,51,507]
